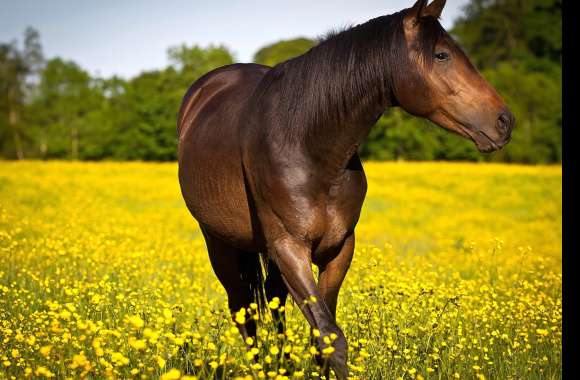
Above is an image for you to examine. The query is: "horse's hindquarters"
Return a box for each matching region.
[177,64,270,251]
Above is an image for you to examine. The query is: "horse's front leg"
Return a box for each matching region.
[315,234,355,379]
[317,233,355,318]
[269,235,349,380]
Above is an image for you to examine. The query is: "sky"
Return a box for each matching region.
[1,0,470,79]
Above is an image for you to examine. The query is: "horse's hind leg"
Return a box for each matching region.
[265,261,289,334]
[201,228,260,342]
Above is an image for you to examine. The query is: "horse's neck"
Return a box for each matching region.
[289,52,394,175]
[263,22,398,176]
[302,97,388,177]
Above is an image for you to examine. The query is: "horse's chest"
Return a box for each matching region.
[313,171,367,257]
[256,159,367,258]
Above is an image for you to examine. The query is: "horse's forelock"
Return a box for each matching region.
[416,16,447,68]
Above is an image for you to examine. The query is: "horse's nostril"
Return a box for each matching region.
[497,111,514,135]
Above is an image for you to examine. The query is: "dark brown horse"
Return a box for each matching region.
[177,0,514,378]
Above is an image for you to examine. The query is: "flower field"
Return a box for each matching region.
[0,161,561,379]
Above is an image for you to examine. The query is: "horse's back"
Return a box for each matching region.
[177,63,269,250]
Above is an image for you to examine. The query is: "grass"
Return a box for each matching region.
[0,161,561,379]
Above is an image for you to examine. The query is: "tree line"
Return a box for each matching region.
[0,0,561,163]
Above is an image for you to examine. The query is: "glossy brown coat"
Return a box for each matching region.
[177,1,514,378]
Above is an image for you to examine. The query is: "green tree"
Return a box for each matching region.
[450,0,562,164]
[1,28,44,160]
[168,44,235,84]
[452,0,561,68]
[481,62,561,163]
[0,42,27,159]
[253,38,315,66]
[30,58,102,159]
[101,44,235,161]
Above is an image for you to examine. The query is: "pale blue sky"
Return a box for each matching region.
[1,0,469,79]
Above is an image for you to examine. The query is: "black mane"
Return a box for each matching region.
[255,9,446,142]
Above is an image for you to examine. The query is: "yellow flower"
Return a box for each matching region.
[129,337,147,350]
[69,353,90,370]
[235,310,246,324]
[127,315,145,329]
[39,345,52,358]
[92,338,104,357]
[322,346,335,355]
[163,308,174,323]
[110,352,129,366]
[35,366,55,378]
[160,368,181,380]
[268,297,280,310]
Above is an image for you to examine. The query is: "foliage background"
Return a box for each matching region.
[0,0,561,163]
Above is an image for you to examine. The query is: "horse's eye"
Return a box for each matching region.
[435,52,450,61]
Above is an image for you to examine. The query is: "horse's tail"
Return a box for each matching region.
[239,251,269,316]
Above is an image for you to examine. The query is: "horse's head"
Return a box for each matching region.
[392,0,514,153]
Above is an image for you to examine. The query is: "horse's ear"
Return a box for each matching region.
[405,0,428,27]
[424,0,446,19]
[406,0,446,27]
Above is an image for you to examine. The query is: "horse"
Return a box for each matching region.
[177,0,514,378]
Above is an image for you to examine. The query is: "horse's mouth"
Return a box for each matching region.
[458,124,507,153]
[432,110,509,153]
[473,129,513,153]
[474,131,501,153]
